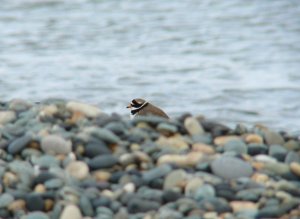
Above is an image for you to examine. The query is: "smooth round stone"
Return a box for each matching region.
[224,140,247,154]
[185,178,203,197]
[248,144,268,155]
[263,130,285,145]
[184,117,204,135]
[155,135,189,151]
[162,189,182,203]
[284,140,300,151]
[157,123,178,135]
[269,145,288,161]
[41,135,71,155]
[66,101,102,118]
[137,187,163,203]
[96,206,113,217]
[290,162,300,177]
[0,111,16,124]
[84,140,111,158]
[164,169,187,190]
[285,151,300,164]
[244,134,263,144]
[158,208,182,219]
[7,134,32,155]
[33,172,57,185]
[32,155,60,168]
[127,198,160,213]
[26,194,44,211]
[230,201,257,213]
[177,198,198,214]
[79,195,94,217]
[66,161,89,180]
[60,204,82,219]
[198,197,231,213]
[194,184,216,201]
[44,178,64,189]
[22,211,50,219]
[214,135,241,146]
[0,193,14,208]
[211,156,253,179]
[254,155,277,163]
[88,155,118,170]
[142,164,172,183]
[264,162,290,177]
[8,99,31,112]
[88,128,120,144]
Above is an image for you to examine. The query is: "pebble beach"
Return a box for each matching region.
[0,99,299,219]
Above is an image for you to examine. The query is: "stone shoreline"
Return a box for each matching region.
[0,99,299,219]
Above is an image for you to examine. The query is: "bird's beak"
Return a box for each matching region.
[126,104,132,109]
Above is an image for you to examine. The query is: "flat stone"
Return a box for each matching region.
[79,195,94,217]
[84,140,111,158]
[264,130,285,145]
[41,135,71,155]
[66,161,89,180]
[211,156,253,179]
[164,169,187,190]
[224,139,247,154]
[198,197,231,213]
[44,178,64,189]
[157,152,203,167]
[0,111,16,124]
[269,144,288,162]
[86,127,120,144]
[192,143,215,154]
[8,199,26,211]
[60,204,82,219]
[184,117,205,135]
[7,134,32,155]
[264,162,290,177]
[88,154,118,170]
[66,101,102,118]
[254,154,277,163]
[157,123,178,135]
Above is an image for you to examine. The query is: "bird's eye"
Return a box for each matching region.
[132,99,137,104]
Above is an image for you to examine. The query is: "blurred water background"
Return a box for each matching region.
[0,0,300,133]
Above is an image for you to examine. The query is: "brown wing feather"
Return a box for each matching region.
[137,103,169,118]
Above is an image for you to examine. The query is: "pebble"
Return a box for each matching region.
[211,156,253,179]
[230,201,257,213]
[285,151,300,164]
[41,135,72,155]
[157,152,203,167]
[214,135,240,146]
[244,134,263,144]
[269,144,288,161]
[263,130,285,145]
[7,134,32,155]
[66,161,89,180]
[22,212,50,219]
[143,164,172,183]
[156,134,189,151]
[290,162,300,177]
[127,198,160,213]
[184,178,203,197]
[224,139,248,154]
[192,143,215,154]
[164,169,187,190]
[66,101,102,118]
[88,154,118,170]
[26,194,44,211]
[60,204,83,219]
[184,117,205,135]
[0,111,16,124]
[194,184,215,201]
[0,193,14,208]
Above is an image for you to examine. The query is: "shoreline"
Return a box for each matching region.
[0,99,299,219]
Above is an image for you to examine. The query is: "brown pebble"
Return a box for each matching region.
[230,201,257,212]
[3,172,18,186]
[8,199,26,211]
[44,199,54,211]
[192,143,215,154]
[34,184,46,193]
[244,134,263,144]
[290,162,300,177]
[214,135,241,146]
[93,171,111,182]
[251,173,269,184]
